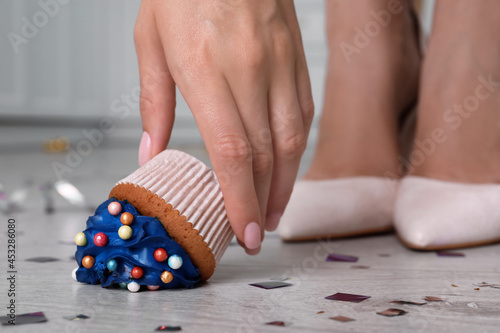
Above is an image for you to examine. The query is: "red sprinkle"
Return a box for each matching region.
[154,248,168,262]
[131,267,144,279]
[93,232,108,247]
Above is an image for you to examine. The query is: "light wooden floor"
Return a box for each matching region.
[0,148,499,333]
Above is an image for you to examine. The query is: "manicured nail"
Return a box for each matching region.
[265,212,281,232]
[138,131,151,166]
[244,222,261,250]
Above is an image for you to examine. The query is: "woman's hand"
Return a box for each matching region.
[134,0,314,254]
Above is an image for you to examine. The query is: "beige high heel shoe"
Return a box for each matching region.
[395,176,500,249]
[278,177,398,241]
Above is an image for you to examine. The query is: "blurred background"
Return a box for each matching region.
[0,0,434,213]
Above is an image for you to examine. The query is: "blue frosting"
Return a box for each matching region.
[75,198,201,289]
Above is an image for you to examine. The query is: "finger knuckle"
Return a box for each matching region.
[214,135,252,163]
[301,98,315,124]
[277,131,307,157]
[242,43,266,73]
[252,150,274,179]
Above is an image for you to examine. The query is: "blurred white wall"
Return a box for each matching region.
[0,0,433,153]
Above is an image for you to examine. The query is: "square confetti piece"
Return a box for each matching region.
[155,326,182,331]
[330,315,355,322]
[390,300,427,306]
[326,253,358,262]
[377,308,407,317]
[1,311,47,326]
[266,321,285,326]
[436,251,465,257]
[26,257,60,263]
[351,265,370,269]
[63,314,90,321]
[325,292,371,303]
[424,296,444,302]
[249,281,292,290]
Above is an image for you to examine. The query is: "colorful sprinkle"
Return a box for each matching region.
[147,285,160,291]
[127,281,140,292]
[106,259,117,271]
[120,212,134,225]
[74,232,87,246]
[118,282,127,289]
[118,225,133,240]
[131,266,144,279]
[107,201,122,215]
[154,248,168,262]
[93,232,108,247]
[161,271,174,284]
[168,255,183,270]
[82,255,95,269]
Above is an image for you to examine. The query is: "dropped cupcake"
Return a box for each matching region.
[72,149,234,292]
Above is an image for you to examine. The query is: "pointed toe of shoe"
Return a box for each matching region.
[395,176,500,250]
[278,177,398,241]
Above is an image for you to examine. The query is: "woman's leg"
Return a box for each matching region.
[395,0,500,250]
[410,0,500,182]
[306,0,420,180]
[278,0,421,241]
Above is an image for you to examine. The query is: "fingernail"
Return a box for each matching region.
[138,131,151,166]
[244,222,261,250]
[265,212,281,232]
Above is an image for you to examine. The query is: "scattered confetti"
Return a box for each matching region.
[467,303,478,309]
[269,276,290,281]
[378,254,391,257]
[326,253,358,262]
[249,281,292,290]
[424,296,444,302]
[1,311,47,326]
[317,311,325,314]
[266,321,285,326]
[390,300,427,306]
[474,282,490,287]
[63,314,90,321]
[451,284,458,287]
[377,308,407,317]
[155,326,182,331]
[329,315,355,322]
[25,257,60,263]
[474,288,480,291]
[351,265,370,269]
[489,284,500,289]
[325,292,371,303]
[436,251,465,257]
